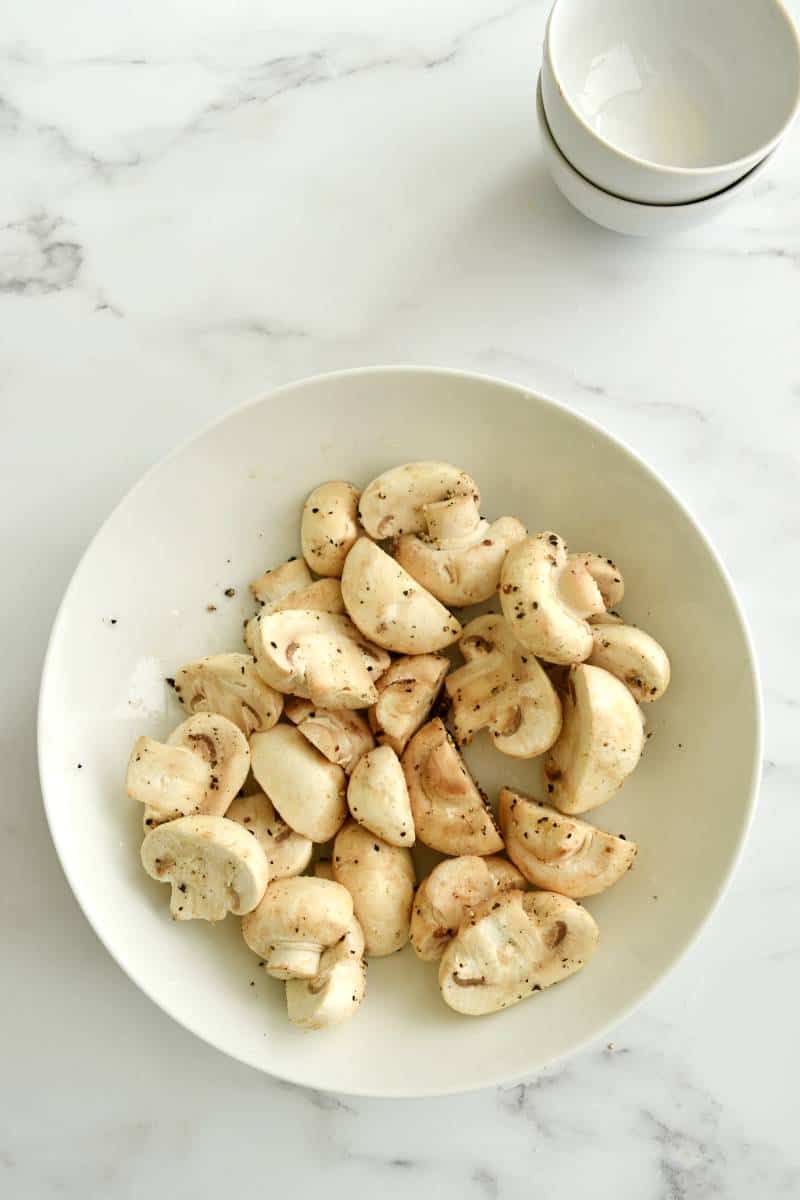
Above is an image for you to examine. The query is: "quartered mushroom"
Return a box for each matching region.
[445,614,562,758]
[545,663,645,814]
[226,791,313,879]
[301,481,362,577]
[141,815,269,922]
[171,653,283,736]
[250,724,347,842]
[249,608,391,709]
[395,493,526,607]
[242,876,354,979]
[347,745,415,846]
[368,653,449,754]
[249,557,345,614]
[284,697,374,773]
[285,914,367,1030]
[359,460,479,539]
[439,888,599,1015]
[341,537,461,654]
[588,621,671,703]
[500,533,623,664]
[484,855,528,892]
[498,788,637,898]
[333,821,415,956]
[126,713,250,828]
[410,856,498,961]
[401,718,503,856]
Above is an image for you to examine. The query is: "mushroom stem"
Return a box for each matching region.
[267,943,323,981]
[423,495,482,545]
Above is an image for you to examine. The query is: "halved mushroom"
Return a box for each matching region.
[285,914,367,1029]
[332,821,415,956]
[500,534,622,664]
[284,697,374,773]
[341,537,461,654]
[250,608,391,709]
[445,614,562,758]
[250,725,347,842]
[126,713,250,827]
[301,481,362,577]
[498,788,637,897]
[242,876,354,979]
[347,745,415,846]
[395,493,526,607]
[410,856,496,961]
[439,888,599,1015]
[226,791,313,878]
[359,461,479,540]
[172,653,283,736]
[545,664,645,814]
[249,557,344,614]
[484,855,528,892]
[368,653,449,754]
[401,718,503,856]
[141,814,269,921]
[588,622,670,703]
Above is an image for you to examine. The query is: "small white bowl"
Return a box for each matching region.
[542,0,800,204]
[537,76,775,237]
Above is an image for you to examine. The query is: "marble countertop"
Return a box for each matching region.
[3,1,799,1195]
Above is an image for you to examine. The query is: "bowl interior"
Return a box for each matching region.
[39,368,760,1096]
[549,0,800,169]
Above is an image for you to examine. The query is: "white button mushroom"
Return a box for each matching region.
[445,614,562,758]
[395,493,526,607]
[249,557,345,614]
[483,855,528,892]
[242,876,354,979]
[439,888,599,1015]
[347,745,415,846]
[250,724,347,842]
[141,815,270,921]
[341,537,462,654]
[498,788,637,897]
[301,481,362,578]
[410,856,497,961]
[401,718,504,856]
[172,653,283,736]
[285,915,367,1030]
[544,663,645,814]
[126,713,250,828]
[368,653,449,754]
[359,461,479,540]
[588,621,671,703]
[284,697,374,773]
[226,791,313,879]
[332,821,415,957]
[249,608,391,709]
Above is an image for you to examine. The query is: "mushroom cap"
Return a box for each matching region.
[250,724,347,842]
[401,718,503,856]
[498,789,637,898]
[561,554,625,614]
[500,533,597,664]
[484,855,528,892]
[332,820,415,956]
[439,888,599,1015]
[284,697,374,773]
[173,653,283,737]
[410,856,496,961]
[242,876,354,979]
[359,461,479,540]
[285,915,367,1030]
[341,537,461,654]
[445,614,562,758]
[347,745,415,846]
[250,557,345,614]
[250,608,391,709]
[301,480,362,578]
[141,814,269,922]
[368,653,449,755]
[588,623,670,703]
[226,791,313,879]
[127,713,250,827]
[545,664,645,814]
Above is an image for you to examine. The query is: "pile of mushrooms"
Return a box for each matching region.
[127,461,671,1029]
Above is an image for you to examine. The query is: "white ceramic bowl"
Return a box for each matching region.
[537,76,775,236]
[38,367,761,1097]
[542,0,800,204]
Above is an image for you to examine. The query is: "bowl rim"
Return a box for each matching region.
[544,0,800,179]
[37,365,764,1097]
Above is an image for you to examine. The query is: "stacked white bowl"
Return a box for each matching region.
[539,0,800,235]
